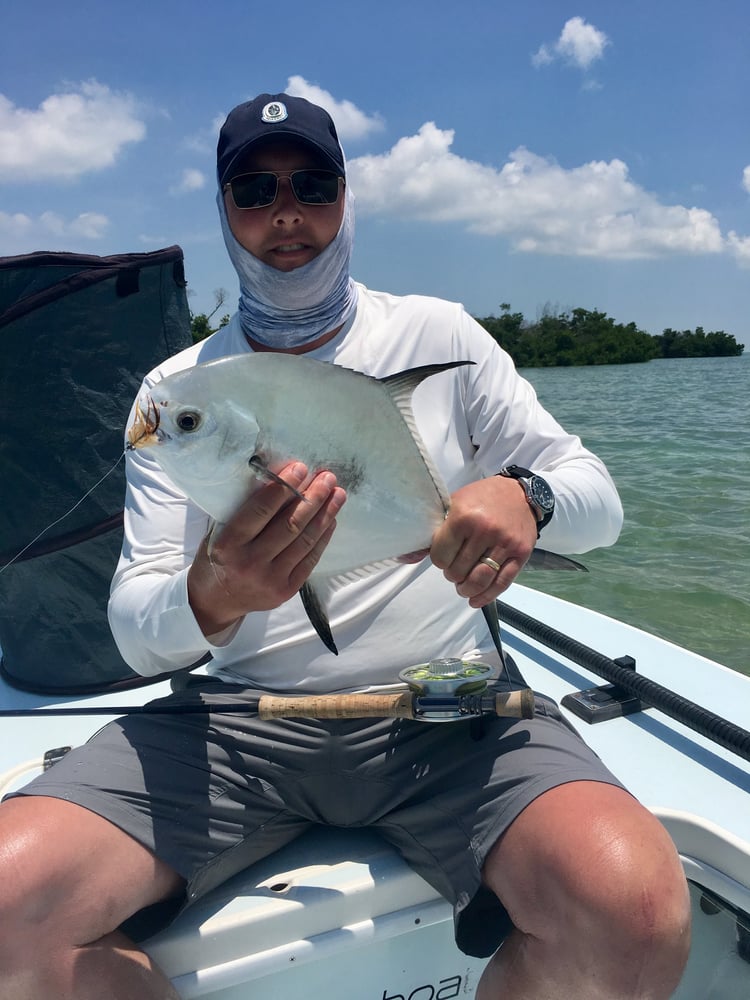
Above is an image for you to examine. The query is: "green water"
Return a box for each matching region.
[518,355,749,676]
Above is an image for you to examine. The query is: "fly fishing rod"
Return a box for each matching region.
[0,659,535,723]
[496,601,750,763]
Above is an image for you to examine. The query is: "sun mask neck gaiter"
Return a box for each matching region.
[217,183,358,349]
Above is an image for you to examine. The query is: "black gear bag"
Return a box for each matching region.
[0,247,193,693]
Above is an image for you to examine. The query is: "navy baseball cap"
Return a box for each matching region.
[217,93,345,186]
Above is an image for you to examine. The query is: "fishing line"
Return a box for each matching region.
[0,452,126,577]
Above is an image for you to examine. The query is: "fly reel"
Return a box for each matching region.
[398,658,497,722]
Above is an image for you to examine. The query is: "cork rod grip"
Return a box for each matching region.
[257,689,535,720]
[258,692,415,719]
[495,688,536,719]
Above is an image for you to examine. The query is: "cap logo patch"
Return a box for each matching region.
[261,101,288,124]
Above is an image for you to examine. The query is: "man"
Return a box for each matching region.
[0,94,690,999]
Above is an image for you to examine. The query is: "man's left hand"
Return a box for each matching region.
[429,476,539,607]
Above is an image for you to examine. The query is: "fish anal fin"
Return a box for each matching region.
[299,581,339,655]
[526,549,588,572]
[482,601,503,654]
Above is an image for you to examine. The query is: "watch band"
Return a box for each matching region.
[497,465,555,536]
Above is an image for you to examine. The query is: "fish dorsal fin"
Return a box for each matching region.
[379,361,474,514]
[379,360,473,397]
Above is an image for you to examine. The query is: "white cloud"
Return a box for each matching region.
[727,231,750,267]
[533,17,610,70]
[531,44,554,68]
[0,80,145,181]
[285,76,384,141]
[348,123,733,260]
[184,114,226,156]
[742,165,750,194]
[0,211,34,239]
[170,168,206,195]
[68,212,109,238]
[37,211,107,238]
[0,208,109,248]
[138,233,170,246]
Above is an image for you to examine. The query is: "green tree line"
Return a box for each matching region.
[190,288,230,343]
[191,292,744,366]
[474,305,744,367]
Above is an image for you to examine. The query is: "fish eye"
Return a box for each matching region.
[175,409,202,433]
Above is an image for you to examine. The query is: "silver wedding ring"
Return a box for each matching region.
[478,555,501,573]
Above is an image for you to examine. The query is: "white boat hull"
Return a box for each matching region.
[1,583,748,998]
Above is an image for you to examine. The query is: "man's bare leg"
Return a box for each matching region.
[477,782,691,1000]
[0,796,185,999]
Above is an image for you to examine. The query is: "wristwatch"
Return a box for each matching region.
[498,465,555,536]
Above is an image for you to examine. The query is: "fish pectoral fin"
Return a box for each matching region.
[248,455,310,503]
[299,581,339,655]
[526,549,588,572]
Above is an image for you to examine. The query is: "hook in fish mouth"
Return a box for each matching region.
[127,396,161,450]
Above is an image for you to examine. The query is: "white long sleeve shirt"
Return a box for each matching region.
[109,285,623,692]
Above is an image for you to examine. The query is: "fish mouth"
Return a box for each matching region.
[126,396,161,450]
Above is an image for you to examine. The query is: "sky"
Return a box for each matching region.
[2,0,748,345]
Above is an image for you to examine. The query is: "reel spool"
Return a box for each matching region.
[398,658,496,722]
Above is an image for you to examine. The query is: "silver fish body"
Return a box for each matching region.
[128,353,469,651]
[127,353,586,654]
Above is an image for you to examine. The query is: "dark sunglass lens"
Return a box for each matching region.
[231,173,278,209]
[291,170,340,205]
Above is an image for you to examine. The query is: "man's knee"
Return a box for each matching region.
[0,795,183,955]
[0,798,69,962]
[483,782,691,995]
[579,832,690,949]
[560,827,691,997]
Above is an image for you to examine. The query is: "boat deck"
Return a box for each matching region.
[1,583,748,998]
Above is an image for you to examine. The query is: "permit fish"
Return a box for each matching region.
[127,353,583,654]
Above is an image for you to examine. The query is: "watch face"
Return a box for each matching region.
[530,476,555,514]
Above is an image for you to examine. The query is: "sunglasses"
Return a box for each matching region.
[224,169,344,210]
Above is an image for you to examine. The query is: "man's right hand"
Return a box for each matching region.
[187,461,346,637]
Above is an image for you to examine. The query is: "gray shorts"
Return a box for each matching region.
[13,673,624,958]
